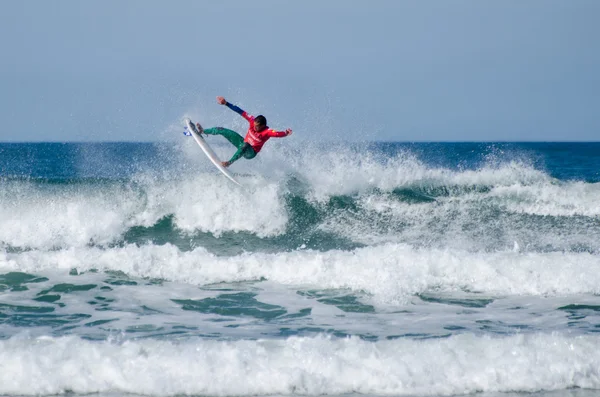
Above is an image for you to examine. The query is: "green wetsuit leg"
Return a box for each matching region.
[203,127,257,165]
[228,143,257,165]
[203,127,245,148]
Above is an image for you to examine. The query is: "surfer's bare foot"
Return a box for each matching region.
[196,123,204,134]
[221,161,230,168]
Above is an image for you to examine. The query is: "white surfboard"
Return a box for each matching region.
[185,119,241,186]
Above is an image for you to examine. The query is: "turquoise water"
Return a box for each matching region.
[1,141,600,396]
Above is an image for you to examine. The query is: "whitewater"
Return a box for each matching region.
[1,139,600,397]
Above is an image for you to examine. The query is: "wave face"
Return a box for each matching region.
[2,142,600,254]
[2,141,600,397]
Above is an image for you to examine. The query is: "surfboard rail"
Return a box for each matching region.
[185,119,241,186]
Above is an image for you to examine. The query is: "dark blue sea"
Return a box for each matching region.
[1,140,600,397]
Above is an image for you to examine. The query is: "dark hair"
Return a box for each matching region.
[254,115,267,126]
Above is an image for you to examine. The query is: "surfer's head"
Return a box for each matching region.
[253,115,267,132]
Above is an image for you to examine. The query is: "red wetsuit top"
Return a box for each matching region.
[226,102,288,153]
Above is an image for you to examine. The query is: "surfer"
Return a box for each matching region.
[195,96,292,167]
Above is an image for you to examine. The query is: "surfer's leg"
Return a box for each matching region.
[203,128,244,149]
[227,143,256,165]
[242,144,257,159]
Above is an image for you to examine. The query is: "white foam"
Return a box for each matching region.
[259,144,552,201]
[488,181,600,217]
[0,182,135,248]
[0,333,598,396]
[3,243,600,303]
[271,144,600,220]
[2,143,599,251]
[132,172,287,237]
[318,184,600,251]
[0,172,287,249]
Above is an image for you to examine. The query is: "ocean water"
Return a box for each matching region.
[1,140,600,397]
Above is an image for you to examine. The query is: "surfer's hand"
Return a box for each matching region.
[217,96,227,105]
[285,129,293,136]
[221,161,230,168]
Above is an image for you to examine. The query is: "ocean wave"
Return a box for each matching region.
[0,333,598,396]
[2,145,600,252]
[0,174,287,250]
[3,243,600,303]
[267,143,551,201]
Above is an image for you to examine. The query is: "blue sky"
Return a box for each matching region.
[1,1,599,142]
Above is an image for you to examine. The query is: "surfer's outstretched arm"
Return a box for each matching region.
[217,96,253,122]
[267,129,293,138]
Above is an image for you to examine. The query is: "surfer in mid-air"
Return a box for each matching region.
[195,96,292,167]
